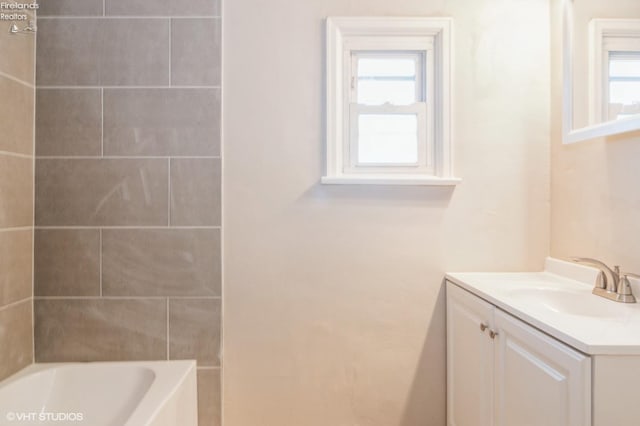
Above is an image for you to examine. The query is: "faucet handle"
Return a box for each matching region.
[615,271,638,303]
[594,271,607,290]
[621,272,640,280]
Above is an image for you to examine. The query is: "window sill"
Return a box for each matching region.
[321,175,461,186]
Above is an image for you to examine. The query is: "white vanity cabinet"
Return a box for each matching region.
[446,281,591,426]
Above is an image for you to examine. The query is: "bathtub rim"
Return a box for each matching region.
[0,359,197,426]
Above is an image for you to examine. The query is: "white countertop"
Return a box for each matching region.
[446,258,640,355]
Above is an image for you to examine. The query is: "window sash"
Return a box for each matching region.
[351,51,426,105]
[345,103,433,174]
[603,49,640,120]
[343,49,434,174]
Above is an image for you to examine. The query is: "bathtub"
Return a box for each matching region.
[0,360,197,426]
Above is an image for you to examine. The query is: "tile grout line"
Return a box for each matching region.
[38,86,221,90]
[166,299,170,361]
[0,150,33,159]
[38,15,222,20]
[36,156,222,160]
[168,18,172,86]
[34,225,222,230]
[31,25,36,363]
[101,88,104,156]
[34,296,222,300]
[99,228,103,297]
[219,4,225,423]
[167,158,171,226]
[0,226,33,232]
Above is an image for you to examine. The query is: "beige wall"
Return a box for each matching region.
[223,0,551,424]
[551,0,640,271]
[0,8,35,381]
[32,2,222,424]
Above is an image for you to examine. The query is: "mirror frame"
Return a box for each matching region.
[562,0,640,144]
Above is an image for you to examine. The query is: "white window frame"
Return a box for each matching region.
[323,17,459,186]
[589,19,640,124]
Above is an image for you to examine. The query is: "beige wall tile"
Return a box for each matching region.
[32,1,223,422]
[169,299,220,366]
[102,229,221,296]
[0,230,32,307]
[0,17,35,84]
[0,155,33,228]
[36,89,102,156]
[105,0,220,17]
[170,158,221,226]
[35,229,100,296]
[35,159,168,226]
[197,369,221,426]
[171,19,221,86]
[103,89,220,156]
[35,299,167,362]
[0,77,34,155]
[38,0,104,16]
[36,19,170,87]
[0,301,33,381]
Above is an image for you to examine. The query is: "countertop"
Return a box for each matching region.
[446,258,640,355]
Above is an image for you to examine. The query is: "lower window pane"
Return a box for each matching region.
[609,81,640,120]
[357,114,418,164]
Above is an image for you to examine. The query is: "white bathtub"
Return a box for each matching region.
[0,360,197,426]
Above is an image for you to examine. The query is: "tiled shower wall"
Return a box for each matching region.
[33,1,222,424]
[0,7,35,382]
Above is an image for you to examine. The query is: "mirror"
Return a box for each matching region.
[563,0,640,144]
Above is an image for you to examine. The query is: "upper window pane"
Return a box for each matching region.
[357,80,416,105]
[609,54,640,78]
[356,55,420,106]
[358,58,416,77]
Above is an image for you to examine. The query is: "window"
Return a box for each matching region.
[589,19,640,123]
[349,52,428,170]
[607,52,640,120]
[323,17,458,185]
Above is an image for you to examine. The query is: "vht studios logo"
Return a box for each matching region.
[5,411,84,423]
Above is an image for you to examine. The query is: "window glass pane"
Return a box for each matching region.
[356,56,419,106]
[357,114,418,164]
[608,53,640,120]
[609,56,640,78]
[357,81,416,105]
[608,81,640,120]
[358,58,416,77]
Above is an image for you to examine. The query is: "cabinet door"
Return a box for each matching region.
[446,282,494,426]
[493,309,591,426]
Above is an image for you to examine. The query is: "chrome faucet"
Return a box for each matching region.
[572,257,638,303]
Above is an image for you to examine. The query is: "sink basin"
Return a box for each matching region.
[506,287,625,318]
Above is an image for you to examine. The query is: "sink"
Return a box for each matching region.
[447,259,640,354]
[506,287,625,318]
